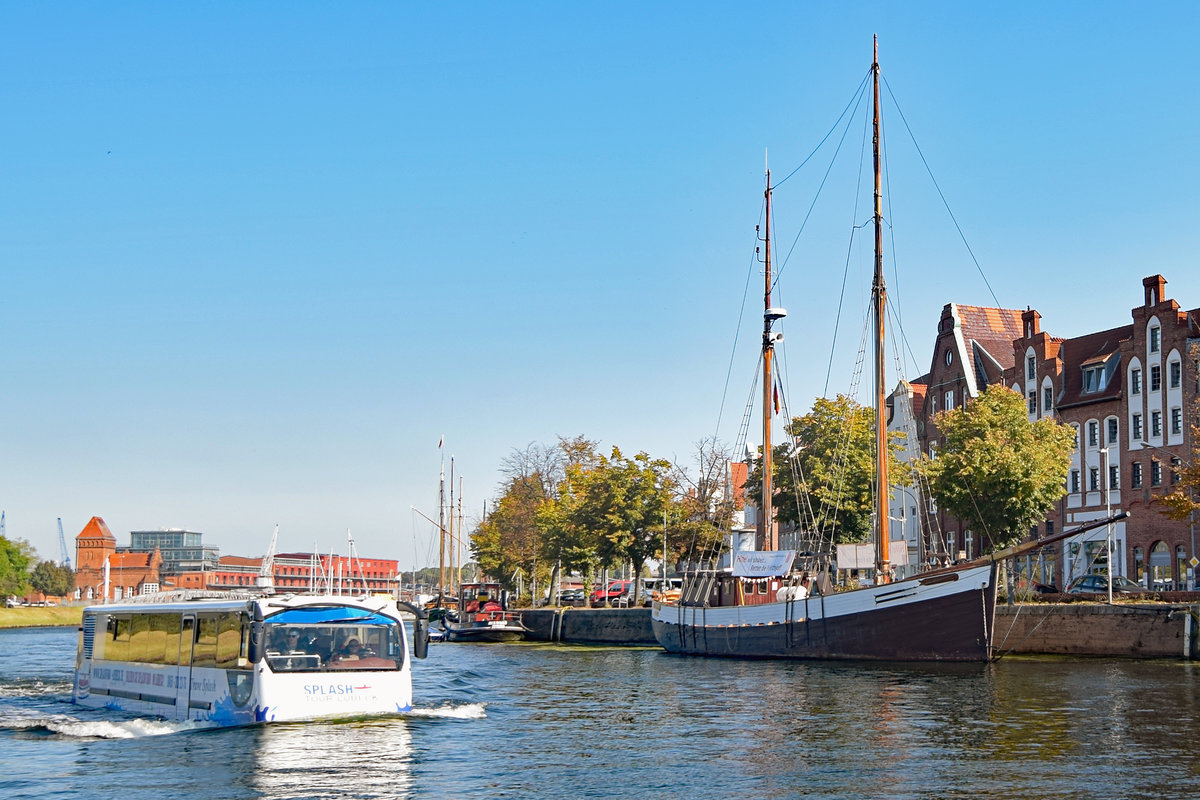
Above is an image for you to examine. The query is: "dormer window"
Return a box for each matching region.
[1082,365,1104,393]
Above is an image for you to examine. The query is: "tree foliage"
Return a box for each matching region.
[30,560,74,597]
[1158,425,1200,522]
[923,384,1075,551]
[747,395,909,546]
[0,536,34,597]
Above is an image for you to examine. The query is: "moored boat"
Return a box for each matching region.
[441,582,526,643]
[652,38,998,662]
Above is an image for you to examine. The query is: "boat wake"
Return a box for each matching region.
[1,707,218,739]
[406,701,486,720]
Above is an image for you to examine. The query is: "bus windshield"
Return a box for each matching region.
[263,608,403,673]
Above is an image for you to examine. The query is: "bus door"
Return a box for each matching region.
[177,614,196,720]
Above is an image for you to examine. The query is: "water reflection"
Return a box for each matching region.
[249,717,415,800]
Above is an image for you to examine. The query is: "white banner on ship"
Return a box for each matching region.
[731,550,796,577]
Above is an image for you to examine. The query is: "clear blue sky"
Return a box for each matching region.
[2,3,1196,571]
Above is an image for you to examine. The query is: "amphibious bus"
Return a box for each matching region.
[72,592,429,726]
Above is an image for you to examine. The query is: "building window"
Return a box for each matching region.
[1132,414,1143,440]
[944,349,953,366]
[1083,366,1104,393]
[1109,464,1119,490]
[1172,408,1183,435]
[1172,457,1182,485]
[1027,356,1036,380]
[1027,391,1035,413]
[1132,462,1143,488]
[1088,421,1098,447]
[1151,460,1162,486]
[1089,467,1099,492]
[1151,410,1162,438]
[1170,360,1181,389]
[1044,386,1053,413]
[946,390,955,410]
[1134,547,1145,584]
[1150,326,1161,353]
[1071,470,1080,493]
[1151,364,1161,392]
[1107,418,1118,443]
[1131,368,1142,394]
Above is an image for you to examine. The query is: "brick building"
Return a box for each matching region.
[72,516,163,601]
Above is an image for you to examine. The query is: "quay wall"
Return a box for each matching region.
[521,607,656,645]
[522,603,1200,658]
[995,602,1200,659]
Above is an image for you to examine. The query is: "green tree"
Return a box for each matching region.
[471,472,548,593]
[565,447,675,604]
[0,536,35,597]
[923,384,1075,552]
[30,560,74,597]
[747,395,909,546]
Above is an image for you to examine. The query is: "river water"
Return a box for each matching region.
[2,625,1199,799]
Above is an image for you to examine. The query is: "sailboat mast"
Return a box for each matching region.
[439,452,447,596]
[872,35,892,582]
[761,168,776,551]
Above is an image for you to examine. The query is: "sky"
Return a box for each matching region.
[1,2,1197,571]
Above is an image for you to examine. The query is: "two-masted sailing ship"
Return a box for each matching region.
[651,39,999,662]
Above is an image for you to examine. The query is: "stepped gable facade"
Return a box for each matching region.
[918,303,1026,558]
[1009,274,1199,589]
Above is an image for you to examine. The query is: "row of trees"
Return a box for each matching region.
[0,535,75,599]
[469,386,1107,600]
[470,435,731,604]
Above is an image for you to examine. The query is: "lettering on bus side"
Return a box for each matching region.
[304,683,358,696]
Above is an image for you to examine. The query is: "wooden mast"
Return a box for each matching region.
[872,35,892,583]
[762,168,776,550]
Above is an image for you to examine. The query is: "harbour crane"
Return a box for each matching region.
[256,524,279,593]
[57,518,72,568]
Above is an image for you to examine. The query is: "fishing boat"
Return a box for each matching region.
[441,582,526,643]
[651,38,999,662]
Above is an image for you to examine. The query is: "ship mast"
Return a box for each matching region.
[872,35,892,583]
[761,167,786,551]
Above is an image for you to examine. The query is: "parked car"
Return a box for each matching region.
[1066,574,1144,594]
[590,580,634,607]
[557,588,587,606]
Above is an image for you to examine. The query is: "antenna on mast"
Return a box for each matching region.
[256,524,279,593]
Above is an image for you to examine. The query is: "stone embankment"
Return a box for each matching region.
[522,602,1200,658]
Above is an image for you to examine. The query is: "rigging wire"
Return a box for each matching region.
[882,74,1002,308]
[823,93,873,397]
[713,198,768,441]
[773,68,873,191]
[774,76,872,291]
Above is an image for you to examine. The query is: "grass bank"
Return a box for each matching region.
[0,605,84,629]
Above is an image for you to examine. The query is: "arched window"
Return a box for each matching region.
[1149,542,1172,590]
